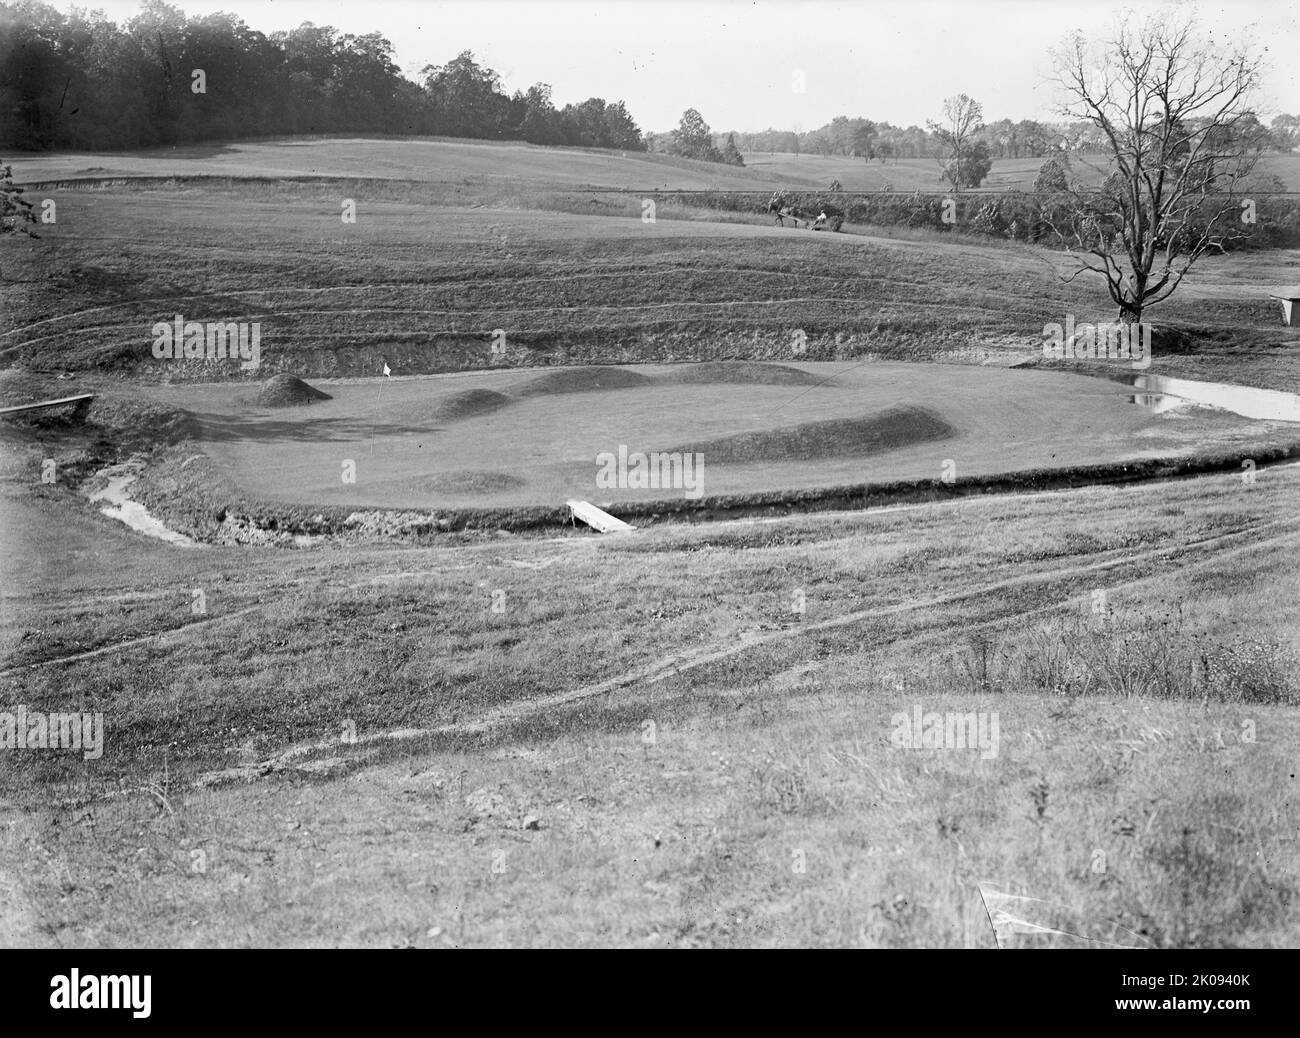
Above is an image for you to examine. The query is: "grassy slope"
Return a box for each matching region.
[2,180,1297,390]
[13,140,1300,193]
[1,452,1297,946]
[8,138,814,190]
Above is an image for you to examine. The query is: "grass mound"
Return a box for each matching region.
[0,369,64,407]
[515,366,653,396]
[657,361,828,387]
[427,389,513,423]
[255,374,332,408]
[424,470,526,495]
[667,405,955,464]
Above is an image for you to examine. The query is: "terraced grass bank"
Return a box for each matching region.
[3,178,1297,390]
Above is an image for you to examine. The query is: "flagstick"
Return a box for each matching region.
[370,359,391,488]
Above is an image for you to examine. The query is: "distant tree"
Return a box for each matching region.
[1270,113,1299,152]
[421,51,510,138]
[558,97,608,147]
[720,132,744,166]
[671,108,723,162]
[851,122,876,160]
[1034,156,1071,193]
[943,140,992,188]
[928,94,985,192]
[602,100,645,150]
[806,130,832,156]
[1048,9,1266,324]
[514,83,562,144]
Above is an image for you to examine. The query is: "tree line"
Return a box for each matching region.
[0,0,647,151]
[690,111,1299,163]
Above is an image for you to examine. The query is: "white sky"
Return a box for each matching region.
[75,0,1300,132]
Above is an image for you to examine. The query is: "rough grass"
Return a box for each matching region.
[0,369,66,407]
[931,607,1299,705]
[2,460,1298,947]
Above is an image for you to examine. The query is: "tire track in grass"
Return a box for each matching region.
[0,604,268,678]
[3,460,1288,680]
[192,518,1300,788]
[2,293,1022,356]
[0,543,596,677]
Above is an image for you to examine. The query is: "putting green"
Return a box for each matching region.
[137,361,1268,510]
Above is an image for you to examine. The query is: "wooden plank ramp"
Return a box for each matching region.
[0,393,94,418]
[566,499,635,533]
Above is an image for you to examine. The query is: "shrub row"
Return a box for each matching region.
[670,190,1300,250]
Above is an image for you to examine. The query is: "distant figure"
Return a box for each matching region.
[812,200,845,232]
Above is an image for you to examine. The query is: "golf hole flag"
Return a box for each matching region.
[978,885,1153,949]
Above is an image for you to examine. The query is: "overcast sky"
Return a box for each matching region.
[78,1,1300,132]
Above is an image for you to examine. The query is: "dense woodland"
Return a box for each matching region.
[0,1,646,150]
[2,0,1297,171]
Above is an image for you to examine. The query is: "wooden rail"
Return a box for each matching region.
[0,393,94,418]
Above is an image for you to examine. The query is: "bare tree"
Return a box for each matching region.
[1047,10,1266,324]
[927,94,984,193]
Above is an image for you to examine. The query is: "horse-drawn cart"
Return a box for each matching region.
[767,193,845,232]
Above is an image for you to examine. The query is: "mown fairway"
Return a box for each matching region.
[9,137,805,189]
[13,138,1300,194]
